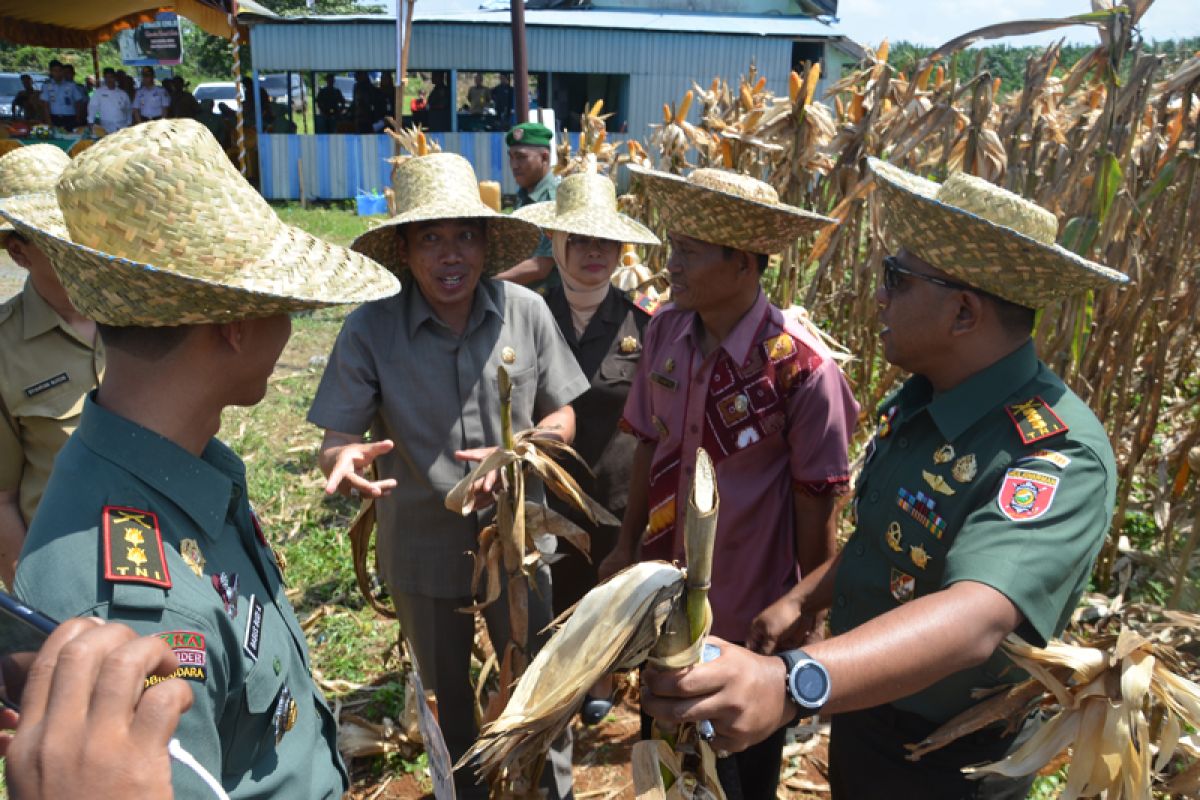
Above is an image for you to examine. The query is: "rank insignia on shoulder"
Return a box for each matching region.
[997,468,1060,522]
[1005,396,1068,445]
[103,506,171,589]
[145,631,207,685]
[890,568,916,603]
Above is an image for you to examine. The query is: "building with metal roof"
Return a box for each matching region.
[245,4,862,199]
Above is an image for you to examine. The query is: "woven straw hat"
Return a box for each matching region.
[0,144,70,239]
[627,163,835,255]
[513,172,659,246]
[0,120,400,326]
[352,152,540,274]
[868,158,1128,307]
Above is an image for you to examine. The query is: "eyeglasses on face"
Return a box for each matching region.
[881,255,974,293]
[566,234,620,251]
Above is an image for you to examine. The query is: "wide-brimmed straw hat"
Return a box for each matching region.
[868,158,1128,308]
[352,152,541,274]
[0,144,70,240]
[0,120,399,327]
[627,163,835,255]
[513,171,659,246]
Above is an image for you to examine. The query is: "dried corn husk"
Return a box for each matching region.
[909,631,1200,799]
[461,561,686,783]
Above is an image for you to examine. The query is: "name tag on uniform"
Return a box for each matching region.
[649,371,677,390]
[243,594,265,662]
[24,372,69,397]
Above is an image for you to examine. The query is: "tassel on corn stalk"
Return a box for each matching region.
[462,449,724,799]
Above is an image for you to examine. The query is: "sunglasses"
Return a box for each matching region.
[881,255,974,293]
[566,234,620,250]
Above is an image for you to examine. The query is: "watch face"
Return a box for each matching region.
[793,662,829,705]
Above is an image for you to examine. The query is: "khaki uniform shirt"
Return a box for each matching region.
[308,278,588,599]
[830,341,1117,723]
[15,396,347,799]
[0,279,104,525]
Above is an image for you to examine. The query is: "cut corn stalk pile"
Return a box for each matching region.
[905,630,1200,798]
[463,450,724,800]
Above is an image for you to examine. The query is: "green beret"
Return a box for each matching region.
[506,122,553,148]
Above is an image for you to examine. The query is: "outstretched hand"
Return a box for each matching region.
[455,447,500,511]
[323,440,398,499]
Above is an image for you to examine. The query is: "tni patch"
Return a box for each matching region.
[103,506,171,588]
[890,568,916,603]
[1005,397,1068,445]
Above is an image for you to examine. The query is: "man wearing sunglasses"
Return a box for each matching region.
[641,159,1129,798]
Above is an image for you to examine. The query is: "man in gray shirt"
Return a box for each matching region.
[308,153,587,800]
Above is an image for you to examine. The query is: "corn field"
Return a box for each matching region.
[599,5,1200,607]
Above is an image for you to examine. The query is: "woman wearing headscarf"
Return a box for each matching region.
[514,170,659,723]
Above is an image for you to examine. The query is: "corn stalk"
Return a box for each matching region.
[445,366,618,798]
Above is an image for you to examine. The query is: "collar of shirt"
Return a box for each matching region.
[895,339,1039,442]
[404,274,503,339]
[75,393,245,541]
[19,280,93,348]
[547,283,627,347]
[517,171,559,205]
[674,288,769,367]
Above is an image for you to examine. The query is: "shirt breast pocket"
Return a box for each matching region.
[598,352,640,386]
[495,363,537,413]
[222,625,289,777]
[14,376,86,424]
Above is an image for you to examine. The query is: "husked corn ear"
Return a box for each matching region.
[754,75,767,92]
[591,130,607,153]
[417,131,427,156]
[803,63,821,106]
[677,90,694,120]
[590,99,604,117]
[721,138,734,168]
[789,70,802,103]
[934,65,946,87]
[992,76,1003,95]
[663,103,673,124]
[876,38,890,63]
[916,63,934,91]
[739,84,754,109]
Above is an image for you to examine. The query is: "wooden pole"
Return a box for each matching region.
[511,0,529,124]
[91,46,100,83]
[398,0,415,125]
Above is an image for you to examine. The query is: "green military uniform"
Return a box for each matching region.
[0,279,104,526]
[828,340,1116,793]
[15,395,347,799]
[513,171,561,295]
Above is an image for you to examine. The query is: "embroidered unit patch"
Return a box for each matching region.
[1005,397,1068,445]
[1017,449,1072,470]
[890,568,916,603]
[146,630,207,684]
[102,506,171,588]
[997,468,1060,522]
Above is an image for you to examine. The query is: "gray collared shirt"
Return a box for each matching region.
[308,277,588,597]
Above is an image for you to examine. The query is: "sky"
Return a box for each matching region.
[378,0,1199,48]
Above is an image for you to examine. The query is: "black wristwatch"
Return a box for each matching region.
[778,649,831,724]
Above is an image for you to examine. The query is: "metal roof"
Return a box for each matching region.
[249,7,840,38]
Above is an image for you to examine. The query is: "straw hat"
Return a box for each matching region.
[513,171,659,246]
[627,163,835,255]
[352,152,541,275]
[868,158,1129,308]
[0,120,399,326]
[0,143,70,240]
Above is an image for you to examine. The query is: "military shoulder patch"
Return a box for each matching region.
[1005,396,1068,445]
[145,630,207,685]
[1017,449,1072,470]
[997,468,1060,522]
[103,506,171,589]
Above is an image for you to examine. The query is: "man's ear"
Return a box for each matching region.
[215,320,247,354]
[4,238,32,270]
[950,290,984,337]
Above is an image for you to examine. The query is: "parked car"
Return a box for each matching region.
[259,73,305,113]
[194,81,240,114]
[0,72,48,119]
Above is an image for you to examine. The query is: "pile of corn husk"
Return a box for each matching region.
[906,629,1200,797]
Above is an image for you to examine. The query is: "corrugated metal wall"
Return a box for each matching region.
[251,22,795,135]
